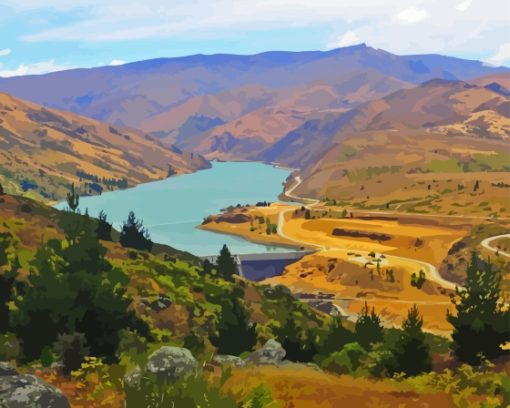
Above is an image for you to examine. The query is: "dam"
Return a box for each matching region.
[201,251,313,281]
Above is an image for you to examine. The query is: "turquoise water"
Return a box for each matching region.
[55,162,294,256]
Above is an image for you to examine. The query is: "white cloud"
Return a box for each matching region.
[0,48,12,57]
[456,0,473,11]
[0,60,73,77]
[109,59,126,66]
[486,43,510,66]
[396,7,428,24]
[0,0,508,66]
[328,31,361,48]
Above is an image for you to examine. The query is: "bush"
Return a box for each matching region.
[321,342,367,375]
[242,384,278,408]
[411,270,426,289]
[40,346,54,368]
[0,333,20,361]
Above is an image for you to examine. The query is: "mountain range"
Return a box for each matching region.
[0,45,508,207]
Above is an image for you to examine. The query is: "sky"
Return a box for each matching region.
[0,0,509,77]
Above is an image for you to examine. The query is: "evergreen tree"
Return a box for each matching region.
[390,305,431,376]
[12,215,148,362]
[0,183,4,195]
[66,183,80,212]
[355,302,383,350]
[318,316,355,356]
[96,210,113,241]
[276,318,318,362]
[0,232,18,334]
[210,299,257,356]
[216,244,237,281]
[447,252,510,364]
[120,211,153,252]
[202,259,214,275]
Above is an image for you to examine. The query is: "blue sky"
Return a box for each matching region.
[0,0,509,77]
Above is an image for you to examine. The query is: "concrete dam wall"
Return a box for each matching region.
[202,251,312,281]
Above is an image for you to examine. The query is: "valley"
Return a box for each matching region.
[0,41,509,408]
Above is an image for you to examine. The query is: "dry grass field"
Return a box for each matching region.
[201,202,509,334]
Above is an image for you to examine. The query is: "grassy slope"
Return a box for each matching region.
[0,92,209,202]
[2,194,508,407]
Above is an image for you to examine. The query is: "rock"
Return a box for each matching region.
[145,346,198,382]
[246,339,286,365]
[212,355,246,367]
[0,362,17,377]
[123,366,142,388]
[0,374,70,408]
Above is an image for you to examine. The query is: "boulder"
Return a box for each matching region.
[0,362,17,377]
[145,346,198,382]
[212,355,246,367]
[0,374,70,408]
[123,366,142,388]
[246,339,286,365]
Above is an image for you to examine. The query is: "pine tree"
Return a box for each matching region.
[447,252,510,364]
[120,211,153,252]
[66,183,79,212]
[210,299,257,356]
[216,244,237,281]
[390,305,432,376]
[318,316,355,356]
[96,210,113,241]
[355,302,383,350]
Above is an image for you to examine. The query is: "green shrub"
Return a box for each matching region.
[0,332,20,361]
[40,346,54,368]
[242,384,278,408]
[321,342,367,375]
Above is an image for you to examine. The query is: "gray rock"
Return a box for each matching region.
[212,355,246,367]
[145,346,198,382]
[123,366,142,388]
[0,374,70,408]
[246,339,286,365]
[0,363,17,377]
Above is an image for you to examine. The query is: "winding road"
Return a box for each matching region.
[480,234,510,258]
[280,176,458,290]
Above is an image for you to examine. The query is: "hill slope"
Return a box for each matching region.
[275,78,510,215]
[0,45,507,154]
[0,92,209,201]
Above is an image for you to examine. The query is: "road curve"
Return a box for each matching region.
[280,176,456,290]
[481,234,510,258]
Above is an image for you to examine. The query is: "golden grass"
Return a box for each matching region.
[224,365,452,408]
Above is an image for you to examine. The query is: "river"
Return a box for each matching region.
[55,162,293,256]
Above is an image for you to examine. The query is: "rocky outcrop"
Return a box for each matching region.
[0,362,17,377]
[123,366,142,388]
[0,374,70,408]
[212,355,246,367]
[145,346,198,383]
[245,339,286,365]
